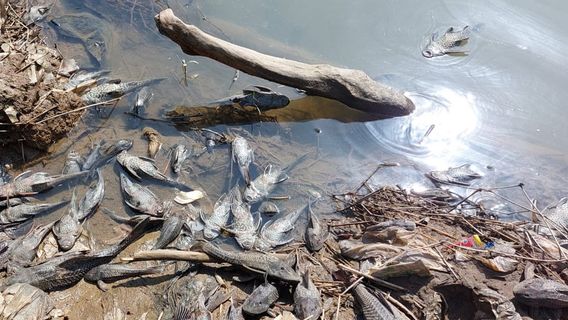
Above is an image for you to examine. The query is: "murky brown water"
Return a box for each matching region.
[6,0,568,317]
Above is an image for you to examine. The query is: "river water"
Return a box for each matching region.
[42,0,567,215]
[11,0,568,317]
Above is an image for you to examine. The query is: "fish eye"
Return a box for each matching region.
[422,50,433,58]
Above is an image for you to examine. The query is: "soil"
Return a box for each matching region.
[0,0,83,165]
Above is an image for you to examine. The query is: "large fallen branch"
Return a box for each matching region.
[155,9,415,118]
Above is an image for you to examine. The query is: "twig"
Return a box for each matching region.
[385,295,418,320]
[519,184,567,259]
[34,98,121,124]
[338,264,405,291]
[434,246,459,280]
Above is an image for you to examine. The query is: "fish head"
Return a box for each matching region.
[422,42,445,58]
[238,234,257,250]
[276,95,290,107]
[53,218,81,252]
[243,184,261,203]
[268,261,301,282]
[116,140,133,152]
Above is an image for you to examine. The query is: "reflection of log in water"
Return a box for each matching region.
[165,104,277,129]
[165,96,386,129]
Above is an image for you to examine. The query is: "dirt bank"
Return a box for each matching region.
[0,0,83,164]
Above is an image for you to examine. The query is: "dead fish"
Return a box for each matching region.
[77,168,104,220]
[294,271,322,320]
[119,173,168,216]
[5,221,55,269]
[23,5,51,25]
[305,201,328,252]
[84,263,163,291]
[256,202,310,251]
[226,189,261,250]
[131,87,153,115]
[0,200,68,225]
[195,128,229,153]
[0,170,87,199]
[87,139,133,173]
[62,150,84,174]
[152,215,184,249]
[243,153,309,204]
[232,136,254,185]
[243,164,287,204]
[210,86,290,111]
[353,284,396,320]
[170,144,191,174]
[63,70,111,91]
[82,78,166,105]
[242,279,279,315]
[0,217,150,292]
[422,26,471,58]
[0,283,52,320]
[142,127,162,159]
[117,151,186,189]
[82,140,104,171]
[52,190,82,251]
[426,164,482,186]
[200,190,233,240]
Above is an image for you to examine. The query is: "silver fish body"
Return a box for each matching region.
[243,164,285,204]
[53,190,82,251]
[197,241,300,282]
[117,151,178,186]
[5,222,55,268]
[228,189,260,250]
[82,78,165,105]
[77,168,104,220]
[294,271,322,320]
[0,200,68,225]
[131,86,153,115]
[242,281,279,315]
[427,164,481,186]
[0,170,87,199]
[152,215,184,249]
[256,203,308,251]
[87,139,132,173]
[119,173,167,216]
[353,284,395,320]
[62,150,84,174]
[232,136,253,185]
[170,144,190,174]
[422,26,471,58]
[63,70,110,91]
[82,140,103,171]
[84,263,163,283]
[306,201,328,252]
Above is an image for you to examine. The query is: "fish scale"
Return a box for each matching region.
[119,173,166,216]
[353,284,395,320]
[256,202,309,251]
[201,189,233,240]
[228,189,259,250]
[242,281,279,315]
[197,241,300,282]
[422,26,471,58]
[82,78,165,105]
[0,201,68,225]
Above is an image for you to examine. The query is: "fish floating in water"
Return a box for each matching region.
[131,87,153,115]
[82,78,165,105]
[426,164,482,186]
[232,135,254,185]
[62,150,84,174]
[210,85,290,111]
[422,26,471,58]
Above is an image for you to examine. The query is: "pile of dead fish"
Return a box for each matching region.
[0,124,331,319]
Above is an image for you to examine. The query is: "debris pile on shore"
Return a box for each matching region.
[0,1,83,157]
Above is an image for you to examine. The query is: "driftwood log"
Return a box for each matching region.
[154,9,415,118]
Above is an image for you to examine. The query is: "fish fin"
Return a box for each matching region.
[138,156,156,163]
[127,169,143,181]
[242,264,264,274]
[445,27,454,33]
[13,170,34,181]
[174,305,191,320]
[97,280,110,292]
[445,50,469,56]
[431,32,438,41]
[253,212,262,230]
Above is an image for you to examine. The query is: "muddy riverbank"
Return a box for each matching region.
[0,0,83,165]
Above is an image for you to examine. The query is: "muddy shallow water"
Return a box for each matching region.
[5,0,568,318]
